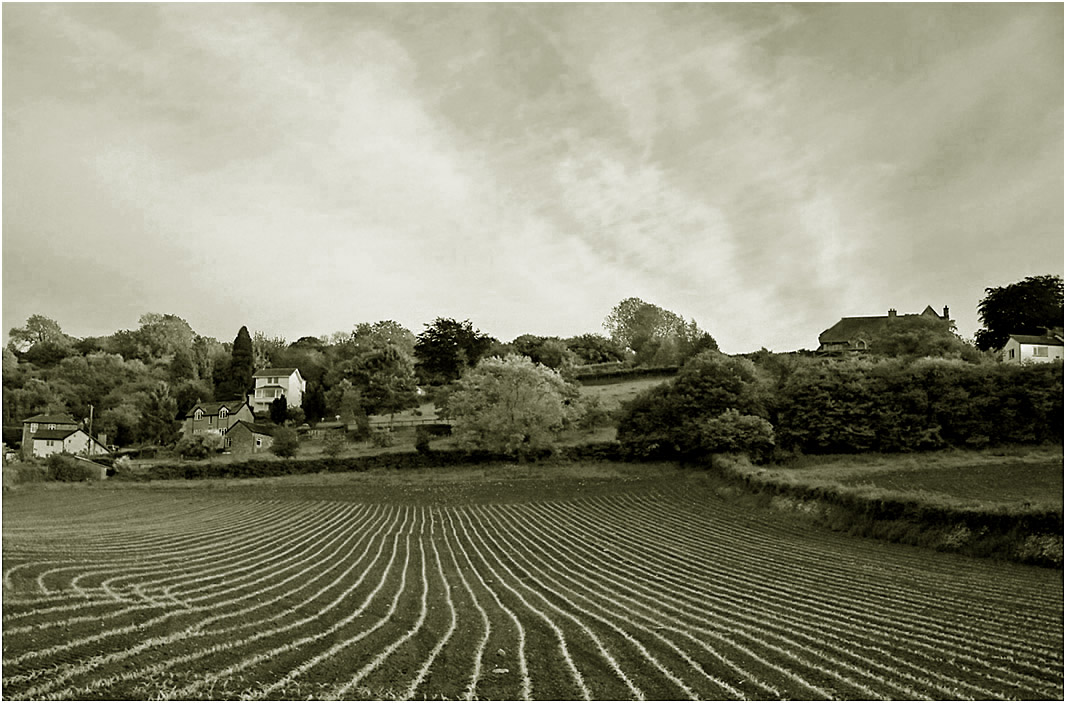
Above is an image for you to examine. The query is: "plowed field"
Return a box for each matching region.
[3,473,1062,700]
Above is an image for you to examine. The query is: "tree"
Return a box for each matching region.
[564,333,626,365]
[512,335,575,370]
[445,355,584,457]
[252,331,288,370]
[7,314,71,353]
[271,426,300,458]
[603,298,716,366]
[414,318,495,384]
[270,396,288,425]
[975,274,1064,351]
[138,382,179,446]
[216,326,255,398]
[355,343,419,424]
[696,409,776,463]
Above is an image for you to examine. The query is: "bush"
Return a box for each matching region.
[44,454,98,482]
[271,427,300,458]
[370,429,395,448]
[175,434,222,460]
[322,431,347,458]
[415,426,432,454]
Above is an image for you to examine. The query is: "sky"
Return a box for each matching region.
[3,3,1063,354]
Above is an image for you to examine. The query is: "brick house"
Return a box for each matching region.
[223,420,275,454]
[182,400,254,440]
[251,368,306,415]
[818,305,951,354]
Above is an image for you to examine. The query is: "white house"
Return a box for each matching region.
[26,427,110,459]
[1001,330,1065,364]
[251,368,306,415]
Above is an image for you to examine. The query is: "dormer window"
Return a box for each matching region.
[48,424,56,430]
[219,408,228,420]
[194,409,204,421]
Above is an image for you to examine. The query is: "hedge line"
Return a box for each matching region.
[710,455,1064,567]
[112,442,630,482]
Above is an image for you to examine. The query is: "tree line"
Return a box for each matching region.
[2,297,716,449]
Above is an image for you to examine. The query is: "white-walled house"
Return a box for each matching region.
[1001,330,1065,364]
[251,368,306,415]
[20,413,109,459]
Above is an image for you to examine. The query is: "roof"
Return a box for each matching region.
[23,413,78,425]
[224,420,276,437]
[31,428,80,441]
[1007,334,1065,347]
[253,368,300,378]
[184,400,248,418]
[819,307,949,344]
[257,384,285,389]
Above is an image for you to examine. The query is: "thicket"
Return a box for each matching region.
[617,352,1063,460]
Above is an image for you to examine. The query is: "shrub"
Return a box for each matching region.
[370,429,395,448]
[415,426,432,454]
[322,431,347,458]
[175,434,222,460]
[44,453,98,482]
[271,427,300,458]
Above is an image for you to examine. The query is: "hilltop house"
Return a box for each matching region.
[251,368,306,415]
[20,413,109,460]
[223,420,275,454]
[818,305,952,354]
[1001,328,1065,364]
[182,400,254,440]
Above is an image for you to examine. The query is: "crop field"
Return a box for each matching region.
[2,471,1063,701]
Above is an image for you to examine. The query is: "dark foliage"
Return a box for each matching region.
[413,318,495,384]
[975,274,1064,351]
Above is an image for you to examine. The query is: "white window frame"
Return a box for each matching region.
[194,409,204,420]
[1034,346,1048,357]
[29,423,38,433]
[255,437,263,448]
[219,408,228,419]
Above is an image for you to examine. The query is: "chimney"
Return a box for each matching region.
[888,308,897,318]
[943,306,950,320]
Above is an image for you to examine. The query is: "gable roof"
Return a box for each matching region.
[184,400,249,418]
[1007,333,1065,347]
[253,368,300,378]
[224,420,276,437]
[23,413,79,425]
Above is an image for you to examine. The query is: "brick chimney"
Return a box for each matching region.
[888,308,897,318]
[942,306,950,319]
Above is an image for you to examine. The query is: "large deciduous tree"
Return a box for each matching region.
[603,297,717,366]
[414,318,495,384]
[445,355,584,457]
[975,274,1064,351]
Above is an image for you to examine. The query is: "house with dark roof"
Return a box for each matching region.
[20,413,109,460]
[1001,328,1065,364]
[182,400,254,440]
[818,306,951,354]
[251,368,306,415]
[223,420,275,454]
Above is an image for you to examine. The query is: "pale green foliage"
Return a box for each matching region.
[446,354,584,456]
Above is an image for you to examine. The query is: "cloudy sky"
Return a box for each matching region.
[3,3,1062,353]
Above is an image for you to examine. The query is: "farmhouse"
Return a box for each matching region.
[182,400,254,440]
[223,420,275,454]
[1001,328,1065,364]
[20,413,110,460]
[251,368,306,415]
[818,305,951,353]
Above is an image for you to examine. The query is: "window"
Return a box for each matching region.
[225,437,232,448]
[29,423,38,433]
[194,409,203,420]
[46,440,54,447]
[1034,346,1048,357]
[48,424,56,430]
[219,408,228,420]
[255,437,263,448]
[1008,349,1016,359]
